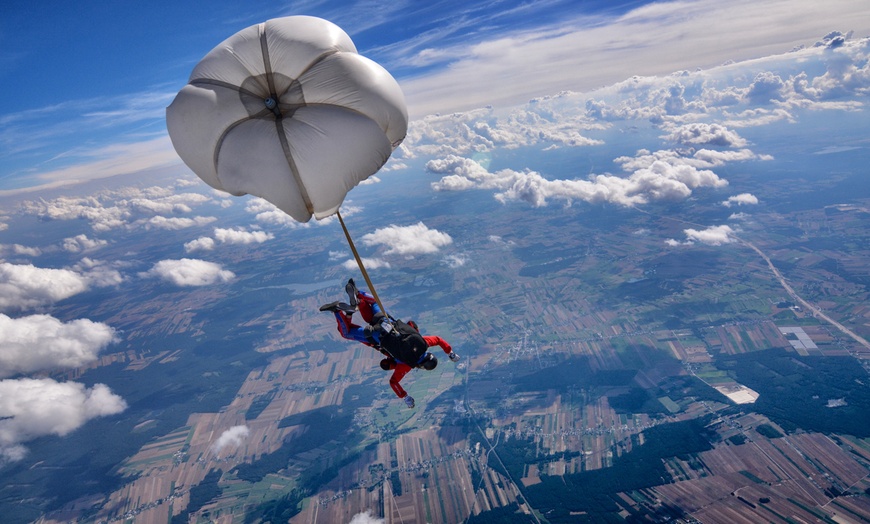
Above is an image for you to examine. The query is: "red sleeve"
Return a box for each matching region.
[423,335,452,355]
[389,363,413,398]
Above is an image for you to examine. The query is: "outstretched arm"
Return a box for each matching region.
[423,335,452,354]
[424,335,460,362]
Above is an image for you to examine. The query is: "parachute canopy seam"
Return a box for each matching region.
[261,22,314,216]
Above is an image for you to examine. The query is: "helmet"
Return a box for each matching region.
[420,353,438,371]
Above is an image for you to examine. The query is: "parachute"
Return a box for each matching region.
[166,15,408,309]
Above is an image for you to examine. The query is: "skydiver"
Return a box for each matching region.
[320,279,460,408]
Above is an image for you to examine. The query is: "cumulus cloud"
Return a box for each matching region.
[428,152,729,208]
[667,225,738,246]
[141,259,235,287]
[722,193,759,207]
[442,254,469,268]
[358,175,382,185]
[0,263,89,311]
[245,198,307,228]
[348,511,385,524]
[403,103,602,161]
[63,234,109,253]
[9,244,42,257]
[489,235,516,247]
[74,258,124,287]
[361,223,453,256]
[184,227,273,253]
[745,71,787,105]
[184,237,215,253]
[0,378,127,463]
[341,258,391,270]
[144,215,217,230]
[211,425,250,455]
[0,260,124,311]
[19,186,214,231]
[20,195,128,231]
[0,314,116,378]
[662,123,747,147]
[214,227,274,245]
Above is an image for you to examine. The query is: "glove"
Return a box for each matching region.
[404,396,415,409]
[448,352,461,362]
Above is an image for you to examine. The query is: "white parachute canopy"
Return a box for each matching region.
[166,16,408,222]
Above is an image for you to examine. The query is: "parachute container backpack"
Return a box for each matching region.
[166,16,408,312]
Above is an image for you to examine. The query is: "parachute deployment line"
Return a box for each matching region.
[336,210,388,316]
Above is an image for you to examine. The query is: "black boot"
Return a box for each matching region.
[320,301,341,312]
[345,278,359,306]
[320,301,356,313]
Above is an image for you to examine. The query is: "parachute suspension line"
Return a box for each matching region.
[336,210,388,317]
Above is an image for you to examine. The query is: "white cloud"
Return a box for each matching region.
[0,378,127,463]
[19,186,215,231]
[184,237,215,253]
[2,244,41,257]
[0,314,116,378]
[144,215,216,230]
[341,258,391,270]
[722,193,759,207]
[0,263,89,311]
[403,103,602,161]
[358,175,382,185]
[184,227,273,253]
[428,152,729,208]
[245,198,308,228]
[348,511,385,524]
[489,235,516,247]
[175,177,199,187]
[126,193,208,215]
[62,234,108,253]
[73,258,125,288]
[668,224,738,246]
[214,227,274,245]
[745,71,787,105]
[662,123,747,147]
[141,259,235,287]
[361,223,453,256]
[443,254,469,268]
[20,195,128,232]
[211,425,250,455]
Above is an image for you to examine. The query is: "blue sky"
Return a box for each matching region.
[0,0,868,193]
